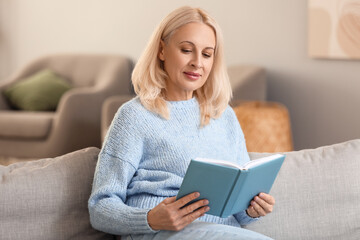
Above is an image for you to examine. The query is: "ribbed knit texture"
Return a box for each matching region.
[88,97,258,236]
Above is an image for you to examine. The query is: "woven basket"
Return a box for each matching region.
[233,101,293,153]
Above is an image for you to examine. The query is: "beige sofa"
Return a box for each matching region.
[0,54,133,158]
[1,139,359,239]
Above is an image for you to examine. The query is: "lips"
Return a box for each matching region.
[184,71,201,80]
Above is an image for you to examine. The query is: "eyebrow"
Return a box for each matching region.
[179,41,215,50]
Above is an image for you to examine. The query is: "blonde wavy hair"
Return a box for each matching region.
[132,6,232,126]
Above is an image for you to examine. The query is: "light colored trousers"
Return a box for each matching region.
[122,221,273,240]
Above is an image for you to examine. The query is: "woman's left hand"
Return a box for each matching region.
[246,192,275,218]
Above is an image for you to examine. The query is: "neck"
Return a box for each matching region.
[164,91,194,101]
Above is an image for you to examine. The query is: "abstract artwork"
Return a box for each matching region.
[308,0,360,59]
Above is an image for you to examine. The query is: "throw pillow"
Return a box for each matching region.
[0,147,115,240]
[3,69,71,111]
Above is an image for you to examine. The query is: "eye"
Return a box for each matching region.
[181,49,192,53]
[202,52,212,58]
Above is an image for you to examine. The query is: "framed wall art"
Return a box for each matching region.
[308,0,360,59]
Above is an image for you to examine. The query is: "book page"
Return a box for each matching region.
[241,154,284,169]
[194,158,244,169]
[195,154,284,170]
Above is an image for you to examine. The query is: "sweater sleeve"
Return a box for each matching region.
[88,103,158,235]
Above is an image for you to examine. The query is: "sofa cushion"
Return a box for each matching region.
[0,147,115,240]
[2,69,71,111]
[245,139,360,240]
[0,111,54,139]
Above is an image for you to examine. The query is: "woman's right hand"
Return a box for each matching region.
[147,192,210,231]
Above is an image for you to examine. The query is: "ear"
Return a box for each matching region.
[158,40,165,61]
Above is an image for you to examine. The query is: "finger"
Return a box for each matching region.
[246,206,258,218]
[180,199,209,216]
[259,193,275,205]
[169,205,209,232]
[254,196,273,214]
[162,196,177,204]
[173,192,200,208]
[251,200,267,217]
[182,205,210,225]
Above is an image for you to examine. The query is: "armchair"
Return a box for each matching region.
[0,54,133,158]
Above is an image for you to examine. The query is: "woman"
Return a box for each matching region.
[89,6,275,239]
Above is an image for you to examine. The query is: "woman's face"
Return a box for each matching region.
[159,22,216,101]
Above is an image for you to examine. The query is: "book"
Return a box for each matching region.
[176,154,285,218]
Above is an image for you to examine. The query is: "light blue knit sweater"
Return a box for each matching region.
[88,97,258,236]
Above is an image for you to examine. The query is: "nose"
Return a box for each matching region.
[190,52,203,69]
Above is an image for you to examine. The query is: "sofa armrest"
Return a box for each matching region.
[50,87,110,150]
[101,95,134,142]
[0,81,10,110]
[228,65,266,104]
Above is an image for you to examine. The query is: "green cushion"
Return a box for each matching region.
[3,69,72,111]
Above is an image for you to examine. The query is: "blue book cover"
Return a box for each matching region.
[176,154,285,218]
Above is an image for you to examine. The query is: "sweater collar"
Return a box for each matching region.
[167,97,198,109]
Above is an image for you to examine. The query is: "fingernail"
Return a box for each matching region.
[204,200,209,205]
[194,192,200,197]
[205,206,210,211]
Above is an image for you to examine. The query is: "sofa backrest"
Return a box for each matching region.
[2,139,359,240]
[0,147,115,240]
[246,139,360,240]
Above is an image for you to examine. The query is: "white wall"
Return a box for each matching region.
[1,0,359,150]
